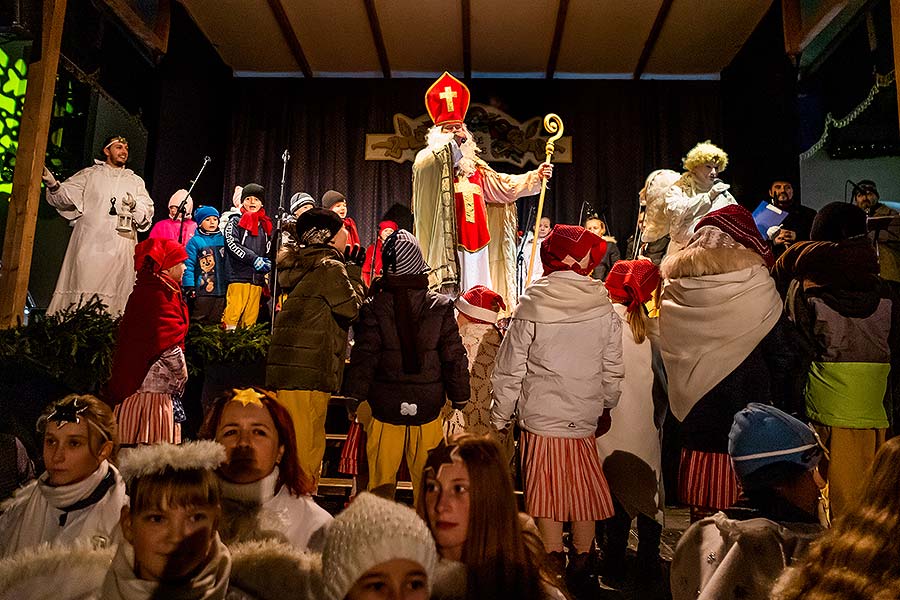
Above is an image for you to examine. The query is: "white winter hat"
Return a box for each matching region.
[232,186,243,209]
[322,493,437,600]
[168,189,193,217]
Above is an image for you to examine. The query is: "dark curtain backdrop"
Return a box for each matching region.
[226,78,722,249]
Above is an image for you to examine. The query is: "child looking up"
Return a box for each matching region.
[183,205,227,324]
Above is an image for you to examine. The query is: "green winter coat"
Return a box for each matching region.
[266,245,364,393]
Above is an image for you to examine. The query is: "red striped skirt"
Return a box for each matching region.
[339,421,364,475]
[520,431,615,521]
[115,392,181,445]
[678,448,740,510]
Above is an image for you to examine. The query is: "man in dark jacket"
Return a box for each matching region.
[267,208,365,485]
[766,179,817,261]
[343,230,469,504]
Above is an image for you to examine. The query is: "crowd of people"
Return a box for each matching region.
[3,71,898,599]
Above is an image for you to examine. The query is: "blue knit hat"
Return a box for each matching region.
[193,205,220,224]
[728,403,823,490]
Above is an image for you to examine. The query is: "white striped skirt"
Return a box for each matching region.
[520,431,615,521]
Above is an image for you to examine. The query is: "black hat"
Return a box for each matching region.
[855,180,879,198]
[295,207,344,245]
[322,190,347,210]
[241,183,265,203]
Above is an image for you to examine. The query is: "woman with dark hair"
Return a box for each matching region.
[199,387,332,551]
[418,434,565,600]
[0,394,126,558]
[772,436,900,599]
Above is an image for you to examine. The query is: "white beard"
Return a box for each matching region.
[426,125,480,179]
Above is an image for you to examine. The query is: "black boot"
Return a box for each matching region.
[546,550,568,582]
[566,551,598,599]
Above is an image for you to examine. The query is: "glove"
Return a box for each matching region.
[41,167,59,190]
[253,257,272,273]
[709,181,730,201]
[183,287,197,300]
[595,408,612,438]
[120,192,136,211]
[344,244,365,266]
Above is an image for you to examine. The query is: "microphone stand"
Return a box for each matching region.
[630,196,643,260]
[178,156,211,245]
[270,149,290,331]
[516,201,536,296]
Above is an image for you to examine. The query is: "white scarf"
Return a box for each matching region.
[660,265,782,420]
[514,270,612,324]
[100,534,231,600]
[1,461,112,556]
[217,468,278,505]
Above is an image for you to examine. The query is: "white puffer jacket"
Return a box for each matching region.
[491,270,624,437]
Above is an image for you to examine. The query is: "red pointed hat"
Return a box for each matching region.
[425,71,471,126]
[540,225,607,277]
[456,285,506,324]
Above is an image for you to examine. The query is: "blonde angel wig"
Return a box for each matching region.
[682,140,728,172]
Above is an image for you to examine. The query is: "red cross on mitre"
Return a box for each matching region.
[425,71,471,126]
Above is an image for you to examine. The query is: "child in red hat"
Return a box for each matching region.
[106,237,190,444]
[492,224,624,592]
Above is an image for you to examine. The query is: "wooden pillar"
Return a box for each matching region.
[782,0,802,65]
[892,0,900,137]
[0,0,67,328]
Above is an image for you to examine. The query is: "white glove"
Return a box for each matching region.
[120,192,136,211]
[41,167,59,190]
[709,181,730,201]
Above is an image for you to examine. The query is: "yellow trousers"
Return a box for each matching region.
[359,402,443,506]
[223,283,262,328]
[276,389,331,485]
[813,424,886,519]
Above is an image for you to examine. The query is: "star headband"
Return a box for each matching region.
[230,388,266,407]
[37,396,111,441]
[423,438,463,478]
[45,396,88,428]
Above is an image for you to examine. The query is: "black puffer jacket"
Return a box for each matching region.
[342,274,470,426]
[266,245,364,393]
[224,213,271,286]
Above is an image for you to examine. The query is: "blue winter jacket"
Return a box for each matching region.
[183,228,227,297]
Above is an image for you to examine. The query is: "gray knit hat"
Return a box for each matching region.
[321,190,346,210]
[382,229,429,275]
[290,192,315,214]
[322,493,437,600]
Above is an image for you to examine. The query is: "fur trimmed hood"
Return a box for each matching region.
[662,246,765,280]
[0,541,114,599]
[229,540,323,600]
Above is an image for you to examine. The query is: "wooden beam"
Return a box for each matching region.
[0,0,68,328]
[363,0,390,78]
[633,0,674,80]
[892,0,900,137]
[782,0,802,64]
[462,0,471,79]
[546,0,570,79]
[265,0,312,78]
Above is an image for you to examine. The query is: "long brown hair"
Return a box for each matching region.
[772,436,900,599]
[199,387,314,496]
[418,434,550,600]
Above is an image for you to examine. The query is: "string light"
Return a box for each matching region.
[800,70,896,161]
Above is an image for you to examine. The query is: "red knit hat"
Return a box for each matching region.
[134,238,188,272]
[695,204,774,268]
[378,220,399,236]
[540,224,607,276]
[605,260,660,314]
[455,285,506,324]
